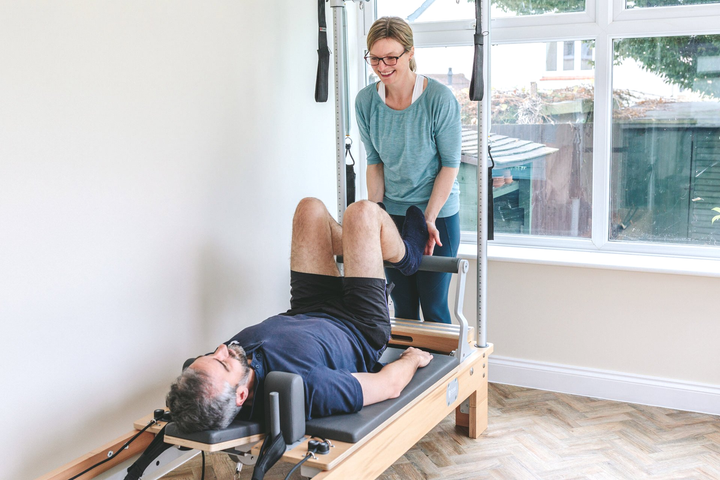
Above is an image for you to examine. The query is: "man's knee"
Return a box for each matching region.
[294,197,328,224]
[344,200,381,229]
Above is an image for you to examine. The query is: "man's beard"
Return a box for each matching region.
[228,343,249,369]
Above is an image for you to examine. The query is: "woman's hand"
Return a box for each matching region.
[425,220,443,256]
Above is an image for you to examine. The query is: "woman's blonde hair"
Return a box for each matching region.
[367,16,416,72]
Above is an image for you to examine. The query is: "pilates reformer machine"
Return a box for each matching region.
[39,1,491,479]
[42,257,492,480]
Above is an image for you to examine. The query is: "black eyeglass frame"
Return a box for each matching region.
[364,50,408,67]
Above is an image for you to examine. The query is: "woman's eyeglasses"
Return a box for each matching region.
[364,50,407,67]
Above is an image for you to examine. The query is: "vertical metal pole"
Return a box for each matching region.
[477,0,489,348]
[331,0,348,222]
[269,392,281,438]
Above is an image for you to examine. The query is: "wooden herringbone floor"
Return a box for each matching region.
[160,383,720,479]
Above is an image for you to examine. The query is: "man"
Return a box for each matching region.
[166,198,434,433]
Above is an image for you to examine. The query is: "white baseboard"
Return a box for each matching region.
[489,356,720,416]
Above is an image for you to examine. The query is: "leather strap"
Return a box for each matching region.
[469,0,484,101]
[315,0,330,102]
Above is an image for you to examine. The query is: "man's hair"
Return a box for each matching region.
[166,368,242,433]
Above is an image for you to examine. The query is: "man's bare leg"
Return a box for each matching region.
[341,200,407,279]
[290,197,343,276]
[342,201,434,405]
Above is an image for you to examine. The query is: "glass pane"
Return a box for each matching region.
[626,0,720,9]
[490,42,595,237]
[376,0,586,23]
[611,35,720,245]
[377,0,475,23]
[492,0,585,18]
[413,46,478,232]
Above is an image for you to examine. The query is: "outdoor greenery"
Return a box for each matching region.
[487,0,720,15]
[483,0,720,97]
[615,36,720,97]
[491,0,584,15]
[482,86,672,124]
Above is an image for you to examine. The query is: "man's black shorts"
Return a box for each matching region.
[284,271,391,351]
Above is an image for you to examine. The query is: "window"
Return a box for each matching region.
[363,0,720,260]
[626,0,720,9]
[490,42,594,237]
[545,41,594,73]
[611,35,720,245]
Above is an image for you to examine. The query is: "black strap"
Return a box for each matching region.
[123,425,173,480]
[315,0,330,102]
[345,140,356,206]
[251,432,286,480]
[469,0,484,102]
[487,146,495,241]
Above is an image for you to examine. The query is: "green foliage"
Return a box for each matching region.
[487,0,720,15]
[615,36,720,97]
[628,0,720,6]
[485,0,720,96]
[712,207,720,224]
[490,0,584,15]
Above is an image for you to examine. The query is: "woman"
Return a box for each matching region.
[355,16,462,324]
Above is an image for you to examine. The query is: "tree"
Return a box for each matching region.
[615,36,720,97]
[489,0,720,97]
[490,0,583,15]
[490,0,720,15]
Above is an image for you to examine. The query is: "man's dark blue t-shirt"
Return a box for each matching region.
[226,313,384,421]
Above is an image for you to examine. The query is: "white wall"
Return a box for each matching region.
[460,260,720,386]
[0,2,336,479]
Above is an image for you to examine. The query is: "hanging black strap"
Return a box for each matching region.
[345,138,356,206]
[469,0,484,102]
[487,146,495,241]
[315,0,330,102]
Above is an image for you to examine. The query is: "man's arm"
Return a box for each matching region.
[351,347,433,406]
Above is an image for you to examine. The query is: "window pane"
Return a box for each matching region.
[611,35,720,245]
[376,0,586,23]
[490,42,595,237]
[626,0,720,9]
[414,47,479,232]
[492,0,585,18]
[377,0,475,23]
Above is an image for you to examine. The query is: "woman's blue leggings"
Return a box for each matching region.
[385,213,461,324]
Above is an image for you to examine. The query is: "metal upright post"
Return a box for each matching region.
[477,0,490,348]
[331,0,348,223]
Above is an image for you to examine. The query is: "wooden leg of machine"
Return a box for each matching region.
[468,390,488,439]
[455,405,469,428]
[456,348,490,435]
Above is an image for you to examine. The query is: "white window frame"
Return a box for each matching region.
[356,0,720,274]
